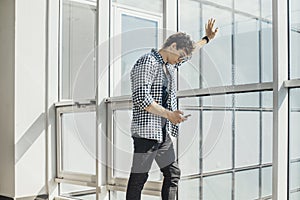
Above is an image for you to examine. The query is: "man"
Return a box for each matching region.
[126,19,218,200]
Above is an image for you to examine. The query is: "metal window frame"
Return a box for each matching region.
[55,101,97,185]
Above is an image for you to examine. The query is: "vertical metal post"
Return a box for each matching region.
[272,0,289,199]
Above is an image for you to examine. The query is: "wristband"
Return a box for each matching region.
[202,36,209,43]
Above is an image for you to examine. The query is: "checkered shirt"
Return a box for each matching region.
[130,49,183,142]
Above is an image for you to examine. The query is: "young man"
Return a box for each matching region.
[127,19,218,200]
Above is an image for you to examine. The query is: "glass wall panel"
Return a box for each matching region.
[178,110,201,176]
[290,88,300,198]
[290,162,300,192]
[61,112,96,174]
[179,0,272,90]
[261,0,272,83]
[235,169,259,200]
[261,21,273,82]
[203,173,231,200]
[290,0,300,79]
[235,111,260,167]
[291,192,300,200]
[61,0,96,100]
[262,167,272,198]
[179,0,233,90]
[234,15,259,85]
[208,0,232,8]
[178,0,201,90]
[178,178,200,200]
[235,0,260,16]
[202,111,232,173]
[235,92,260,108]
[262,112,272,164]
[202,5,232,88]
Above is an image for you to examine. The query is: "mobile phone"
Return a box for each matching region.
[183,114,191,118]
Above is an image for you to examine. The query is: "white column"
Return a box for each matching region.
[97,0,110,199]
[272,0,289,199]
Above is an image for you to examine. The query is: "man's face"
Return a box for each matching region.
[168,43,190,65]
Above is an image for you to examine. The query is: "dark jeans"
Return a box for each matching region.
[126,130,181,200]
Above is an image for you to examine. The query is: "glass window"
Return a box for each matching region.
[202,111,232,173]
[261,21,273,82]
[208,0,232,8]
[235,15,259,85]
[203,173,232,200]
[179,0,233,90]
[61,0,96,100]
[235,111,260,167]
[178,0,201,90]
[179,0,272,90]
[202,5,232,88]
[61,111,96,174]
[290,0,300,79]
[235,169,259,200]
[262,167,272,198]
[235,92,260,108]
[178,110,201,176]
[290,89,300,160]
[262,112,272,164]
[290,88,300,198]
[290,162,300,191]
[178,178,200,200]
[111,1,163,96]
[235,0,260,16]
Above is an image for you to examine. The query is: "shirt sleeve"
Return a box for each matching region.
[130,57,158,110]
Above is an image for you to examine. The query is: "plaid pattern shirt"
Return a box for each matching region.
[130,49,183,142]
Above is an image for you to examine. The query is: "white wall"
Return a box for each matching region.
[0,0,60,198]
[0,0,16,198]
[15,0,47,197]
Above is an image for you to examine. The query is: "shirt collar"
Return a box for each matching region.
[151,48,166,65]
[151,48,183,69]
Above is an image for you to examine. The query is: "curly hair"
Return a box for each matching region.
[162,32,195,55]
